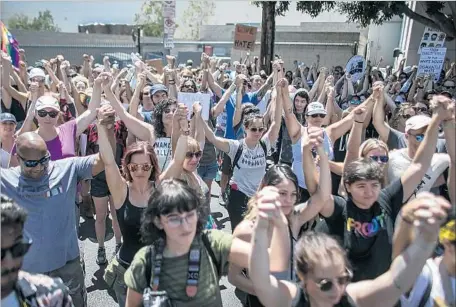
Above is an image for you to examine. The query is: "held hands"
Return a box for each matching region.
[430,95,454,121]
[302,127,324,150]
[193,101,202,117]
[255,186,288,229]
[137,73,147,89]
[372,82,384,100]
[96,104,116,129]
[276,78,288,88]
[353,107,367,123]
[400,193,451,242]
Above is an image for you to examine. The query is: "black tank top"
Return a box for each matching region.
[116,187,147,264]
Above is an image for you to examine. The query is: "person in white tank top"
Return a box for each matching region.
[0,112,17,168]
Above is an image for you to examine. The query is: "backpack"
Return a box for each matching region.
[230,139,268,174]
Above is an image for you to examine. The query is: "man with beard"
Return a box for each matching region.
[1,197,74,307]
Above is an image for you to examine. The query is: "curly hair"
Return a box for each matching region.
[153,98,177,138]
[1,196,28,228]
[121,141,160,182]
[140,179,206,244]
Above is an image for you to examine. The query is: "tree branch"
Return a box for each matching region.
[421,2,456,38]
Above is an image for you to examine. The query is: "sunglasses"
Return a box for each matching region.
[37,110,59,118]
[185,151,203,159]
[350,99,361,105]
[309,114,326,118]
[127,163,152,172]
[314,269,353,292]
[18,153,50,168]
[249,127,265,133]
[1,233,32,260]
[370,155,389,163]
[142,92,150,97]
[444,85,456,89]
[31,77,45,83]
[164,108,176,114]
[410,133,425,142]
[413,107,428,113]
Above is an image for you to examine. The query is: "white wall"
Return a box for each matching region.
[366,18,402,66]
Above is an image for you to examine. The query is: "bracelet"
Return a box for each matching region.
[354,120,364,124]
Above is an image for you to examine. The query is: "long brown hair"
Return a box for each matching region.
[122,141,160,182]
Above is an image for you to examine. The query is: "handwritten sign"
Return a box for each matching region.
[233,24,257,51]
[418,27,446,54]
[345,55,366,83]
[146,59,164,74]
[417,47,446,82]
[177,92,210,121]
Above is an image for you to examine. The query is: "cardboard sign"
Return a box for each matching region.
[418,27,446,54]
[145,59,164,74]
[233,24,257,51]
[177,92,210,121]
[345,55,366,83]
[417,47,446,82]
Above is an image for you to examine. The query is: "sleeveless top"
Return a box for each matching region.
[116,187,148,264]
[292,287,357,307]
[291,130,334,189]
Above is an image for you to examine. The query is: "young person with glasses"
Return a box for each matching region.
[1,131,106,307]
[1,197,75,307]
[249,193,451,307]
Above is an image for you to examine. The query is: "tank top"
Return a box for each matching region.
[291,130,334,189]
[116,187,148,264]
[292,288,357,307]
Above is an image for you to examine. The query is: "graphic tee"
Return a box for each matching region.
[154,137,172,172]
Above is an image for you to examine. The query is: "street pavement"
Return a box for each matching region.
[79,183,243,307]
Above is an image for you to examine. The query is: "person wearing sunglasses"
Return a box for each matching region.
[399,218,456,307]
[387,110,454,197]
[442,79,455,97]
[1,198,75,307]
[1,131,106,307]
[97,113,160,306]
[123,180,289,307]
[249,193,450,307]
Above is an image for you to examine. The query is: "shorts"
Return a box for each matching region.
[90,171,110,198]
[221,153,233,176]
[197,162,218,181]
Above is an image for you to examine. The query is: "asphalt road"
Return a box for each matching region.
[79,183,243,307]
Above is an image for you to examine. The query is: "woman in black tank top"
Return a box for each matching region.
[247,194,451,307]
[98,121,160,307]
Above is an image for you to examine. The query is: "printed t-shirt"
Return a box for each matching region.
[0,155,96,273]
[138,105,154,125]
[227,136,271,197]
[154,137,172,171]
[124,230,233,306]
[388,149,450,196]
[317,179,404,281]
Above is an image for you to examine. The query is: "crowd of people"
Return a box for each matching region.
[1,47,455,307]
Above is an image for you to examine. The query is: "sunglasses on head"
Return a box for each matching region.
[127,163,152,172]
[309,114,325,118]
[37,110,59,118]
[249,127,265,133]
[1,232,32,260]
[370,155,389,163]
[18,153,50,168]
[185,151,203,159]
[314,269,353,292]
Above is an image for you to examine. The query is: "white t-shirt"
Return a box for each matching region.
[388,149,450,196]
[228,136,271,197]
[1,148,11,168]
[154,137,172,172]
[400,258,456,307]
[1,291,20,307]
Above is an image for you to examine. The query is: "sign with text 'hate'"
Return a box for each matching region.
[233,24,257,51]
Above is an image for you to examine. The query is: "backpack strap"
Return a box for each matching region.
[259,139,267,158]
[417,263,433,307]
[201,232,221,278]
[231,139,245,173]
[145,245,153,288]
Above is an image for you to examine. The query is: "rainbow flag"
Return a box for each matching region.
[0,21,20,67]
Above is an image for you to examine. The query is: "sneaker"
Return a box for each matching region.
[115,243,122,255]
[96,247,107,265]
[219,192,226,207]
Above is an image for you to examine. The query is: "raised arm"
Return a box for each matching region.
[197,112,230,153]
[372,90,391,143]
[344,107,367,167]
[442,111,456,205]
[1,53,28,107]
[281,74,302,143]
[400,97,449,203]
[159,134,188,181]
[232,81,244,127]
[15,84,39,136]
[128,73,146,120]
[75,73,103,137]
[347,194,450,307]
[96,107,127,209]
[264,79,283,144]
[212,81,235,118]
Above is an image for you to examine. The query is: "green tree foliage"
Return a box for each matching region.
[7,10,60,32]
[135,0,164,37]
[181,0,215,40]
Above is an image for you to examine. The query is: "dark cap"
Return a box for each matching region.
[150,84,169,95]
[0,113,17,124]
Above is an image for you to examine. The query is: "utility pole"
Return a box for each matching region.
[137,27,141,55]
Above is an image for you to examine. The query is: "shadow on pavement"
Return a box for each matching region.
[212,212,229,230]
[87,266,117,301]
[79,216,114,243]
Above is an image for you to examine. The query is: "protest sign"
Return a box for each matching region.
[146,59,164,74]
[417,47,446,82]
[177,92,211,120]
[345,55,366,83]
[233,24,257,51]
[418,27,446,54]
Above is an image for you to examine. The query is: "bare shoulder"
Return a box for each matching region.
[233,220,254,242]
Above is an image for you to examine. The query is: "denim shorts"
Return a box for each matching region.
[197,162,218,181]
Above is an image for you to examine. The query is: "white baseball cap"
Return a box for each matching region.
[405,115,432,133]
[306,102,327,116]
[35,96,60,112]
[28,68,46,80]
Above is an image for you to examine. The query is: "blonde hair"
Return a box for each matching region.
[181,137,202,191]
[359,138,389,187]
